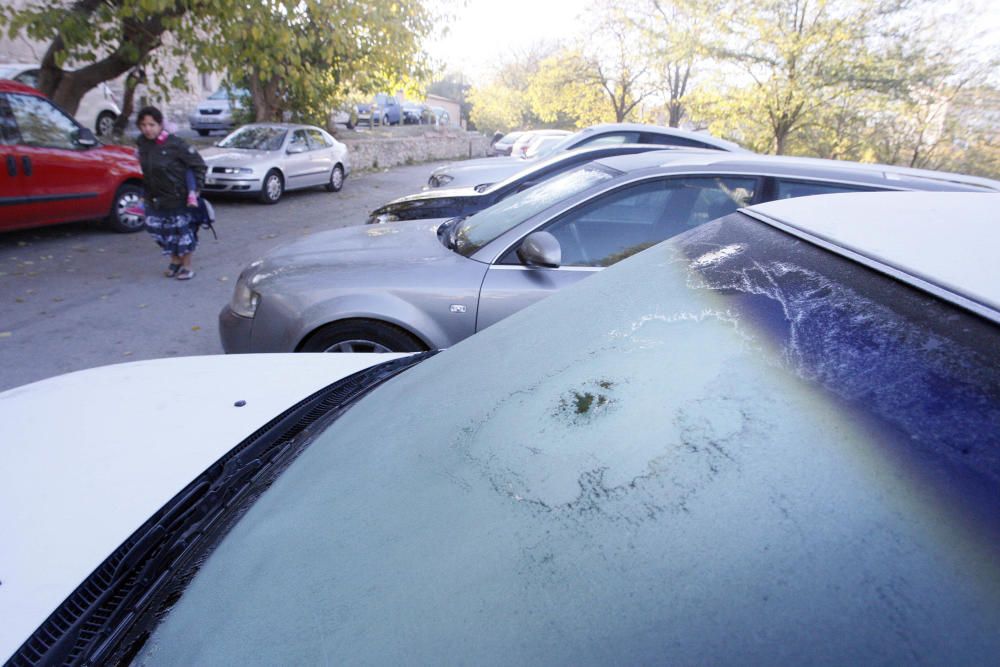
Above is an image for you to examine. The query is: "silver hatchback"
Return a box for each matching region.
[219,150,999,353]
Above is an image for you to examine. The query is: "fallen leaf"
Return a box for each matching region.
[218,276,229,282]
[138,304,148,309]
[0,332,11,338]
[191,325,201,331]
[122,351,133,356]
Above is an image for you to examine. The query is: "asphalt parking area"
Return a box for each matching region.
[0,161,449,391]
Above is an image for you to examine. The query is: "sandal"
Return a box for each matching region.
[176,268,195,280]
[164,263,181,277]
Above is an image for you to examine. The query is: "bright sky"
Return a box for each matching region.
[426,0,590,84]
[427,0,1000,86]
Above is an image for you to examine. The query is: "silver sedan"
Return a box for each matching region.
[200,123,350,204]
[219,150,998,354]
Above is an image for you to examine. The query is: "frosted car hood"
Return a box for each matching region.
[0,353,408,663]
[263,218,455,270]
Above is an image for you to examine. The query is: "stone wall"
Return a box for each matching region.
[341,128,490,171]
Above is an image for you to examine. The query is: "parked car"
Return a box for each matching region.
[220,149,998,353]
[490,130,524,156]
[0,63,122,137]
[424,105,450,126]
[356,93,402,127]
[367,144,672,224]
[427,122,750,188]
[188,86,249,136]
[401,101,427,124]
[522,131,574,158]
[330,104,358,130]
[5,191,1000,665]
[199,123,350,204]
[0,79,144,233]
[509,129,571,159]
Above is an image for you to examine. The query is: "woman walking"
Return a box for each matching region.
[136,106,207,280]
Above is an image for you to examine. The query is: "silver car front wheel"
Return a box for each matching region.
[258,170,283,204]
[325,164,345,192]
[300,320,425,353]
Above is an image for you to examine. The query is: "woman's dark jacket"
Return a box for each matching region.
[137,134,207,211]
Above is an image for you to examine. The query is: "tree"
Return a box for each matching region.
[196,0,433,125]
[467,46,555,132]
[0,0,207,116]
[0,0,434,126]
[691,0,938,154]
[634,0,717,127]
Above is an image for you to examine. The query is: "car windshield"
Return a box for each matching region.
[525,134,570,159]
[217,126,287,151]
[209,87,244,101]
[451,164,618,256]
[139,210,1000,664]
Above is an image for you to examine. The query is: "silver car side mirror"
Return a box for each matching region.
[517,231,561,268]
[74,128,98,147]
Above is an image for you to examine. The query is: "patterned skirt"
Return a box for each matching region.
[145,208,197,257]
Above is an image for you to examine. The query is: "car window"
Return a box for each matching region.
[139,211,1000,665]
[0,94,20,144]
[774,179,877,198]
[218,126,287,150]
[453,165,619,256]
[539,175,757,267]
[306,129,331,149]
[6,92,79,149]
[641,132,716,149]
[12,69,39,88]
[289,130,309,150]
[574,131,640,147]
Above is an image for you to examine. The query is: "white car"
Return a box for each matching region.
[0,63,121,136]
[2,192,999,664]
[188,86,249,136]
[199,123,350,204]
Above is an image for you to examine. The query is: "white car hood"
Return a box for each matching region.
[0,353,407,662]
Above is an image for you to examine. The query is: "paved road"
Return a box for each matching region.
[0,161,449,392]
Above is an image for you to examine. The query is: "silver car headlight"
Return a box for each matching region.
[230,264,263,317]
[218,167,253,175]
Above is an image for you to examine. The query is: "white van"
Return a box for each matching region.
[0,63,122,136]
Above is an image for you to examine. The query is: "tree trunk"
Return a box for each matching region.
[113,67,147,136]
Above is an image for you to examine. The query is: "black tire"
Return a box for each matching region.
[196,129,210,137]
[381,113,389,126]
[325,164,345,192]
[96,111,116,137]
[258,169,283,204]
[299,320,426,353]
[107,183,145,233]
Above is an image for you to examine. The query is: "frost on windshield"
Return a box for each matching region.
[680,218,1000,483]
[139,214,1000,665]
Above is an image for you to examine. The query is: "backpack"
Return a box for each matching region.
[189,197,217,240]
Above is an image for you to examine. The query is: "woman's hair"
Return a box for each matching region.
[136,105,164,125]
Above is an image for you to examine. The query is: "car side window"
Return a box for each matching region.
[774,179,877,198]
[306,129,331,149]
[641,133,715,149]
[575,132,640,147]
[289,129,309,151]
[540,176,757,267]
[6,93,79,150]
[13,69,39,88]
[0,94,20,144]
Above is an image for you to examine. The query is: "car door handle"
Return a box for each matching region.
[21,156,32,176]
[5,155,15,177]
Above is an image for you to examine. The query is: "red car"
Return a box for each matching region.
[0,79,144,233]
